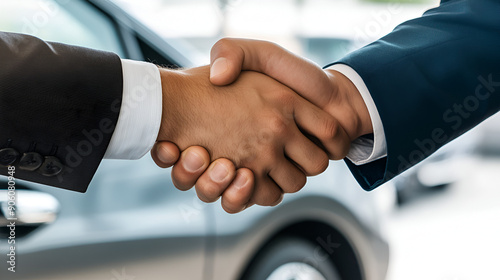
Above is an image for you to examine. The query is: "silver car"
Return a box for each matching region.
[0,1,389,279]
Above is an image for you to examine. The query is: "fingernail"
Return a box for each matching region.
[210,57,228,79]
[157,145,175,163]
[183,151,205,172]
[210,162,229,182]
[232,173,248,189]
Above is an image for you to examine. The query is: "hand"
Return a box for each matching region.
[208,38,373,140]
[152,38,373,213]
[152,65,349,210]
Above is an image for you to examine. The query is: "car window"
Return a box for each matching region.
[0,0,124,57]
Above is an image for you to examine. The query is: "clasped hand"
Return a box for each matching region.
[151,39,372,213]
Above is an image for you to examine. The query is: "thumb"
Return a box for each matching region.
[209,38,334,107]
[209,39,246,86]
[151,141,180,168]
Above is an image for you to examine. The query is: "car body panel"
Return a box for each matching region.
[211,163,389,280]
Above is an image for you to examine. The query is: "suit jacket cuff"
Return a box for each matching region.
[104,59,162,159]
[327,63,387,165]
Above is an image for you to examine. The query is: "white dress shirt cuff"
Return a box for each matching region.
[104,59,162,160]
[327,64,387,165]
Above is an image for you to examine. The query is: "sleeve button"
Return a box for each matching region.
[38,156,64,177]
[0,148,20,167]
[19,152,44,171]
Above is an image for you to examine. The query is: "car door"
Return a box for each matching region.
[0,1,208,279]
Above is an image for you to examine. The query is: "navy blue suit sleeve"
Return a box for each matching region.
[328,0,500,191]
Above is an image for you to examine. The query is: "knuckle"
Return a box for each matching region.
[340,142,351,159]
[221,200,244,214]
[269,193,284,206]
[308,153,329,176]
[212,38,234,55]
[274,89,295,105]
[256,190,283,206]
[213,38,227,49]
[331,140,351,160]
[287,175,307,193]
[171,168,194,191]
[222,206,239,214]
[196,180,222,202]
[197,194,211,203]
[268,113,288,136]
[319,118,340,140]
[216,37,232,46]
[172,180,193,192]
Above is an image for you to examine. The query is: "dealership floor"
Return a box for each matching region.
[385,157,500,280]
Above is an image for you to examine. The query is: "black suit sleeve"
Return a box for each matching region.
[0,32,123,192]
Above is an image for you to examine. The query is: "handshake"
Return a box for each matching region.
[150,39,373,213]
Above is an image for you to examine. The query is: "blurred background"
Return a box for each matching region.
[112,0,437,65]
[1,0,500,280]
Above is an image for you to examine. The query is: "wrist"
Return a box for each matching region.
[324,69,373,140]
[157,68,186,143]
[156,67,215,150]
